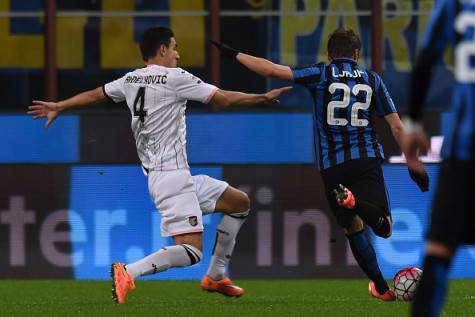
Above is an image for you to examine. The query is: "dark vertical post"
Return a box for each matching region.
[45,0,57,101]
[209,0,220,86]
[371,0,383,75]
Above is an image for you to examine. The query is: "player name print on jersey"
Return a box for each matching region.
[124,75,168,85]
[331,67,365,78]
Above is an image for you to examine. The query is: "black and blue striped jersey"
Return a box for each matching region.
[409,0,475,160]
[292,58,397,171]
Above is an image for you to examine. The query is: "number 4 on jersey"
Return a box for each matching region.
[133,87,147,123]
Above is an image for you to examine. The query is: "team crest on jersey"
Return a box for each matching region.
[189,216,198,227]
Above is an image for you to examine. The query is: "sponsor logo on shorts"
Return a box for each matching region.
[189,216,198,227]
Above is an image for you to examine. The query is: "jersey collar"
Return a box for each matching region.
[331,57,357,64]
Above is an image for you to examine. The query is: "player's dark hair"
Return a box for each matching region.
[327,28,362,59]
[139,27,174,61]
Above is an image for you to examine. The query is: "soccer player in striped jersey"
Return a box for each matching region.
[27,27,291,304]
[212,28,429,301]
[404,1,475,316]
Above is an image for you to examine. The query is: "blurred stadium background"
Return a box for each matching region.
[1,0,474,299]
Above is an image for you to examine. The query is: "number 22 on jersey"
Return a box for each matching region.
[327,83,372,127]
[455,12,475,83]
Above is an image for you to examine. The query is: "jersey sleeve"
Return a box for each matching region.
[291,63,325,87]
[172,69,218,103]
[103,75,127,103]
[407,0,454,121]
[420,0,452,55]
[373,73,397,117]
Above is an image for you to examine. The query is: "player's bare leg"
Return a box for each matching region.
[172,232,203,250]
[200,186,249,297]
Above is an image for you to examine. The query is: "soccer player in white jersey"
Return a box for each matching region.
[28,26,290,304]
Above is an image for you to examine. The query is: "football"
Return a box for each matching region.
[393,267,423,301]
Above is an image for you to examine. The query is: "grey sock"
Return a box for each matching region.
[206,212,248,280]
[125,244,202,278]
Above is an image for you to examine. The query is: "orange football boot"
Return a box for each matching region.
[200,275,244,297]
[110,262,136,304]
[334,184,355,209]
[368,281,396,301]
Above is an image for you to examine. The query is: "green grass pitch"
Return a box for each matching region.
[1,279,474,316]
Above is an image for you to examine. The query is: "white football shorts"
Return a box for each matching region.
[148,169,228,237]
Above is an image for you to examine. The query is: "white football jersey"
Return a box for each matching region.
[103,65,218,171]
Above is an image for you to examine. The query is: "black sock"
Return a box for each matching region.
[354,199,390,237]
[412,255,451,317]
[347,230,389,294]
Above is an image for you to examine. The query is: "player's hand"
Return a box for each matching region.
[263,86,292,104]
[408,166,429,192]
[402,131,429,172]
[27,100,61,128]
[209,40,240,59]
[403,131,430,192]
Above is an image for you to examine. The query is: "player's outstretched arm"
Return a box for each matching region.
[210,41,293,81]
[385,113,412,152]
[385,113,429,192]
[209,87,292,109]
[27,87,106,128]
[400,0,448,188]
[236,53,293,81]
[401,49,439,192]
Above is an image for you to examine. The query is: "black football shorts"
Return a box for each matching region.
[321,158,390,229]
[427,159,475,246]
